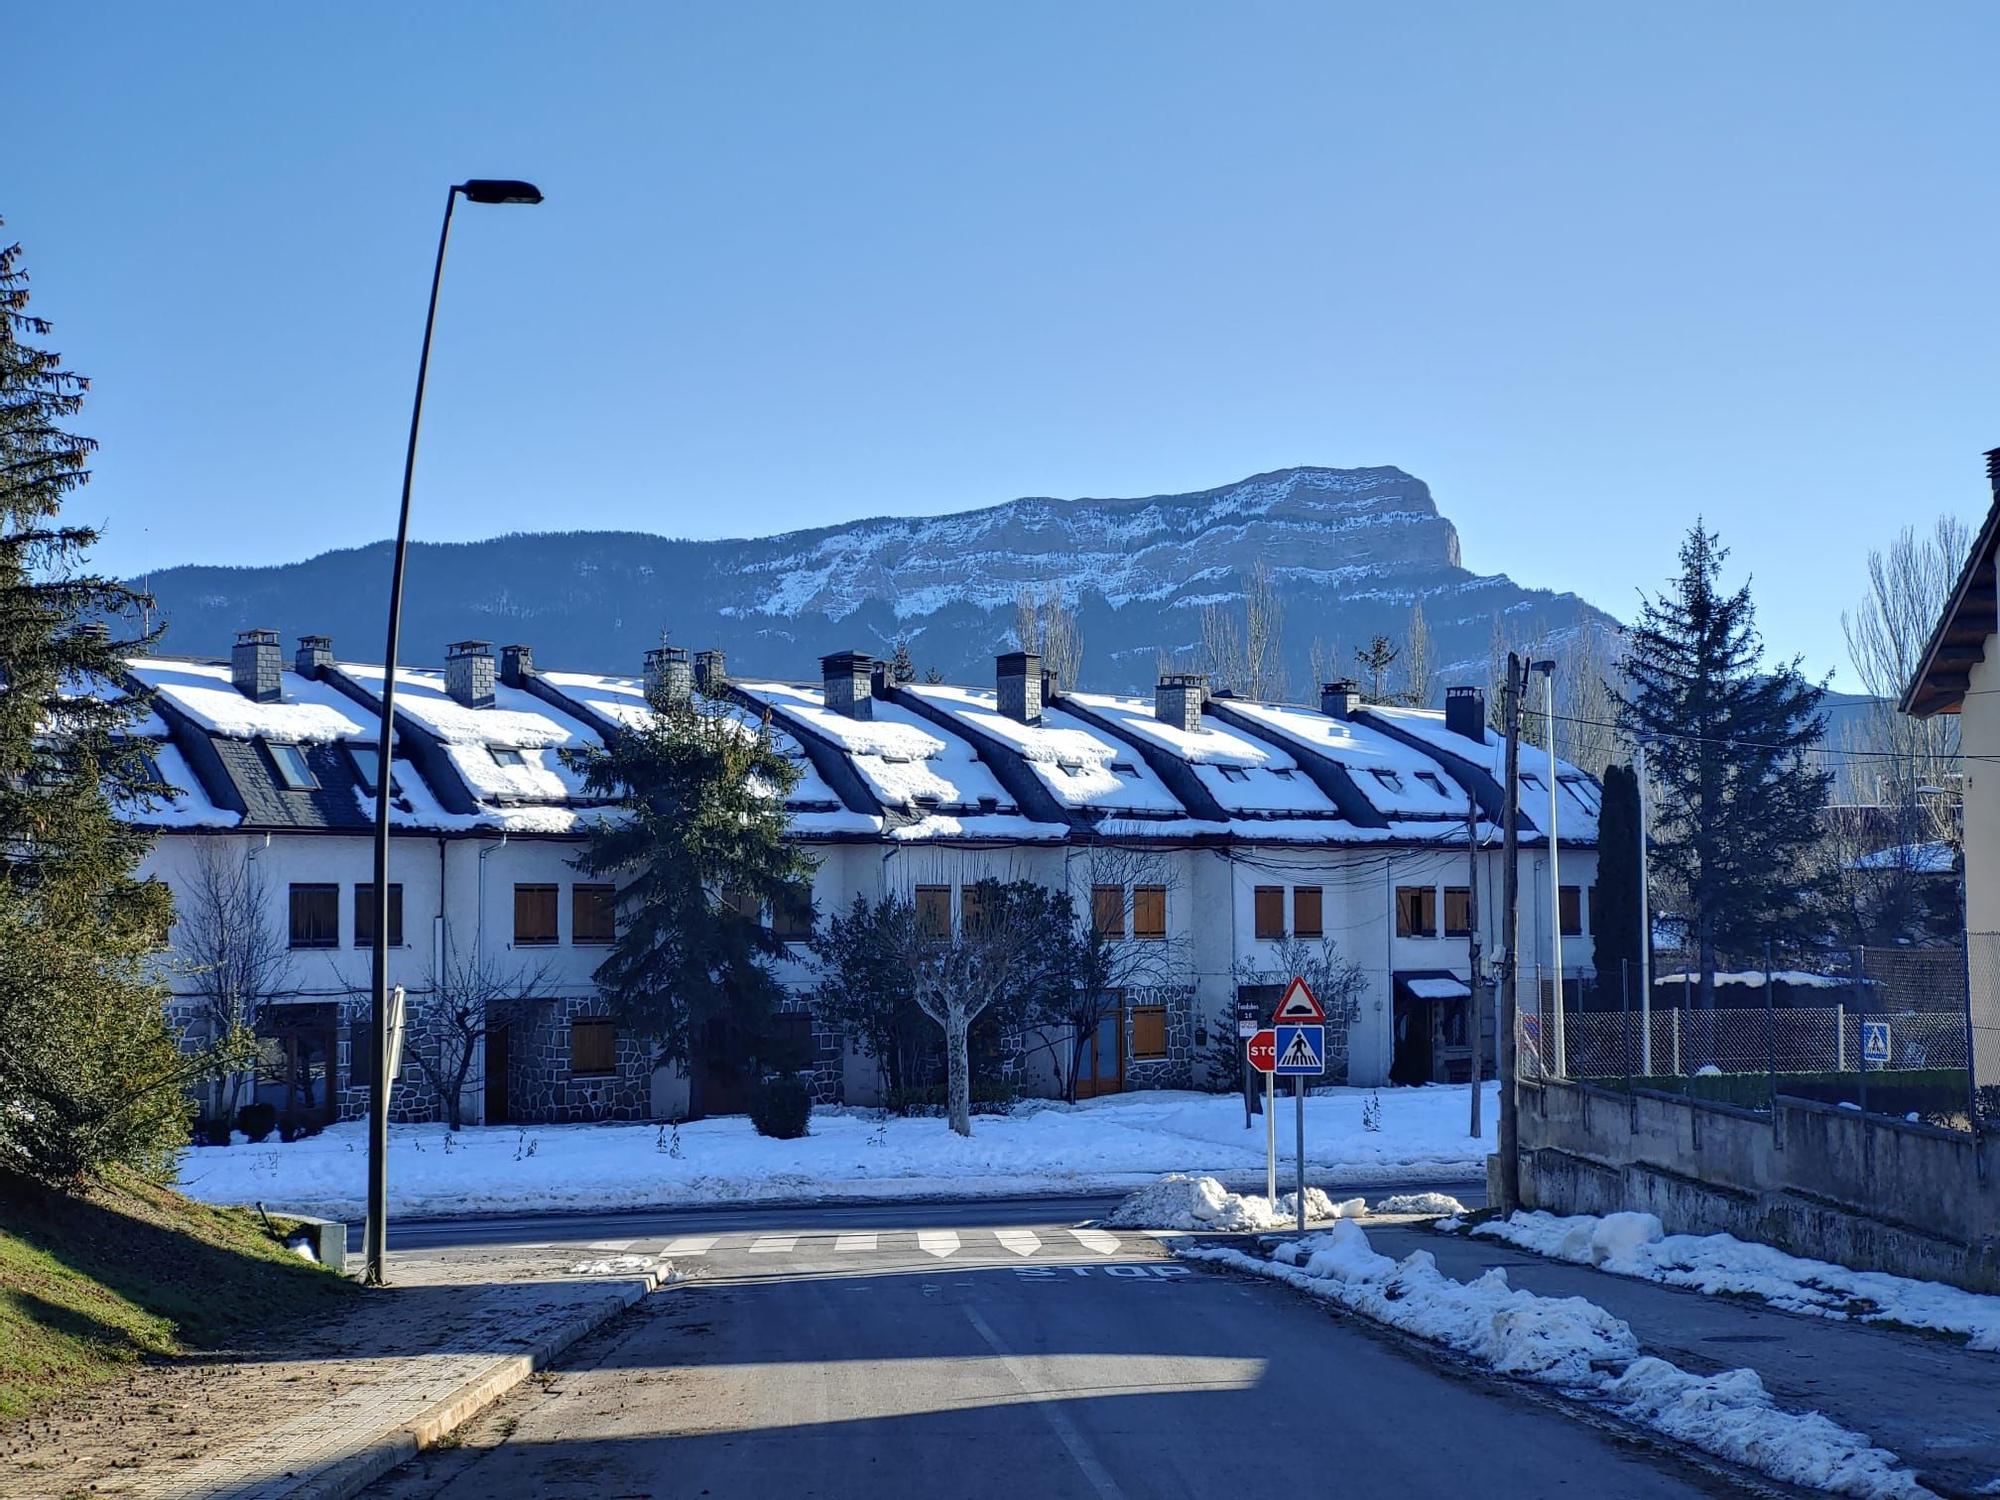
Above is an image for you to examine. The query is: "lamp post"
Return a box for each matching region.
[366,178,542,1287]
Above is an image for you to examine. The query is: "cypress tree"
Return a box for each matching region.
[1590,762,1644,989]
[1618,523,1830,1007]
[0,224,221,1183]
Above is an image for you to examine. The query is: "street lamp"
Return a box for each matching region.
[366,178,543,1287]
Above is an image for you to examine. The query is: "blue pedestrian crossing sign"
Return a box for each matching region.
[1861,1021,1892,1067]
[1273,1024,1326,1075]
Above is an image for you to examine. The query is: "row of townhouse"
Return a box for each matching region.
[116,630,1600,1128]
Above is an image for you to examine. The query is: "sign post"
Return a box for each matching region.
[1270,978,1328,1233]
[1247,1029,1277,1200]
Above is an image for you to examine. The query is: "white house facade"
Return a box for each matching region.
[116,631,1599,1129]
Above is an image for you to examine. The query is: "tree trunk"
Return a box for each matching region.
[946,1013,972,1137]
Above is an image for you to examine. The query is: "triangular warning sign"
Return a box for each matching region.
[1277,1030,1321,1069]
[1273,976,1324,1023]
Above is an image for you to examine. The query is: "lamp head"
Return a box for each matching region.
[457,179,544,205]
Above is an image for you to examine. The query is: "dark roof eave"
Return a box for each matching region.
[1901,453,2000,717]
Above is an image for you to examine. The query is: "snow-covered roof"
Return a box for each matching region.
[1220,699,1476,825]
[1360,704,1599,844]
[1064,691,1347,820]
[902,684,1182,818]
[118,740,241,829]
[1656,970,1846,990]
[126,657,372,744]
[1849,841,1955,875]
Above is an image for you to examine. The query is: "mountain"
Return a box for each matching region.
[134,466,1617,697]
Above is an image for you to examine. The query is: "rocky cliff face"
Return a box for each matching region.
[136,466,1613,697]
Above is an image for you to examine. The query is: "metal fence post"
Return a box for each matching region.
[1621,958,1633,1095]
[1836,1000,1845,1072]
[1671,1004,1682,1077]
[1853,945,1868,1120]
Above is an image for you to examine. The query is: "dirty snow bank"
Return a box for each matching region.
[1103,1174,1364,1230]
[1473,1211,2000,1353]
[1182,1223,1929,1498]
[1373,1191,1468,1216]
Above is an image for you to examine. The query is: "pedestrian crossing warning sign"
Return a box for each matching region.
[1272,976,1325,1024]
[1273,1023,1326,1075]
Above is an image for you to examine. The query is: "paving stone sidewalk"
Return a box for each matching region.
[4,1243,664,1500]
[1365,1222,2000,1499]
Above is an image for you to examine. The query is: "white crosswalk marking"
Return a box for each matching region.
[587,1239,635,1252]
[749,1235,797,1253]
[994,1229,1042,1257]
[1068,1228,1120,1255]
[661,1236,717,1257]
[917,1230,960,1258]
[835,1232,878,1251]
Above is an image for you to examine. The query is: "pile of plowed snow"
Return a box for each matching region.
[1104,1174,1365,1231]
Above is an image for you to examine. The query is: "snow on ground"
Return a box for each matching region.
[1374,1191,1469,1216]
[1473,1210,2000,1353]
[1182,1223,1928,1498]
[1102,1174,1364,1231]
[174,1085,1496,1221]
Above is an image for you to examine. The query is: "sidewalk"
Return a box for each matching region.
[1364,1222,2000,1498]
[5,1239,664,1500]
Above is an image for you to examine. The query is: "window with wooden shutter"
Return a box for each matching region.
[958,884,988,936]
[771,884,815,943]
[572,883,617,944]
[1395,885,1438,937]
[1443,887,1472,937]
[1132,885,1166,940]
[289,884,339,948]
[1092,884,1125,939]
[1292,886,1323,939]
[1129,1004,1167,1060]
[1559,886,1583,936]
[569,1018,617,1076]
[354,884,404,948]
[1253,885,1284,940]
[915,885,951,937]
[514,884,558,945]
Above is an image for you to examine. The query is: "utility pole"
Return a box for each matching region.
[1634,736,1654,1075]
[1541,664,1565,1078]
[1497,651,1524,1213]
[1466,792,1484,1139]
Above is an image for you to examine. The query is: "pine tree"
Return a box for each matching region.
[1590,763,1644,988]
[0,225,221,1183]
[1354,634,1399,702]
[567,677,814,1072]
[1618,524,1830,1006]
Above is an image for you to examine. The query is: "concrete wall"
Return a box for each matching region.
[1518,1078,2000,1294]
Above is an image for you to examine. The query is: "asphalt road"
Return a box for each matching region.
[365,1192,1750,1500]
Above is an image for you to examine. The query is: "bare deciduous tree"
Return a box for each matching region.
[1015,585,1085,692]
[411,946,560,1129]
[1354,634,1400,702]
[1202,560,1286,699]
[1401,600,1434,707]
[174,838,293,1121]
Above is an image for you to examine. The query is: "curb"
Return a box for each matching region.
[282,1270,660,1500]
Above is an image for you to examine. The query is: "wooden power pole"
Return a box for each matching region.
[1497,651,1524,1212]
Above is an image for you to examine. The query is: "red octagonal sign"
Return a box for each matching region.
[1247,1029,1277,1074]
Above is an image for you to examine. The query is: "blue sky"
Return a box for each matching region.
[14,3,1999,686]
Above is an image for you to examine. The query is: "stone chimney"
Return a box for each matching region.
[644,644,692,705]
[693,649,727,693]
[500,644,535,688]
[444,641,496,709]
[821,651,874,720]
[1445,685,1486,742]
[997,651,1042,724]
[231,628,282,703]
[1319,679,1358,720]
[1154,672,1206,734]
[294,635,332,680]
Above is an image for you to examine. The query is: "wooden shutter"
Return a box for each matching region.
[1130,1005,1167,1060]
[514,884,558,944]
[1292,886,1322,939]
[570,1018,617,1076]
[1254,885,1284,940]
[572,884,617,944]
[1132,885,1166,940]
[1092,885,1125,939]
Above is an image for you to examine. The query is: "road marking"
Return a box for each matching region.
[963,1305,1128,1500]
[587,1239,635,1252]
[748,1235,797,1253]
[660,1236,716,1256]
[917,1230,960,1258]
[1068,1228,1120,1255]
[995,1229,1042,1257]
[835,1232,878,1251]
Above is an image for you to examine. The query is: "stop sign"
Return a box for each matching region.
[1247,1029,1277,1074]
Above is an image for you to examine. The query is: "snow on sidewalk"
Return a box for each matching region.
[175,1085,1495,1220]
[1469,1210,2000,1353]
[1181,1222,1932,1499]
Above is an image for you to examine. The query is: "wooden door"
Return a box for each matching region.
[1074,1003,1125,1098]
[485,1027,510,1125]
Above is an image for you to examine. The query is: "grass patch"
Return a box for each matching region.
[0,1168,354,1421]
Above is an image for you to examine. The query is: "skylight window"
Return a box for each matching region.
[1369,768,1405,793]
[1217,765,1251,783]
[1056,759,1084,774]
[490,747,527,770]
[880,752,913,765]
[1520,772,1544,792]
[267,741,317,791]
[347,745,400,796]
[1268,767,1296,781]
[1110,761,1138,778]
[1416,771,1447,796]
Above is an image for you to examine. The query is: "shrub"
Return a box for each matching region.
[198,1117,234,1148]
[750,1076,812,1139]
[236,1104,277,1144]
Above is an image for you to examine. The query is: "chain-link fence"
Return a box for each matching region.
[1516,943,1985,1132]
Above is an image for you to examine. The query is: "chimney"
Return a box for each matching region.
[444,640,496,709]
[870,658,892,698]
[644,644,692,705]
[500,644,535,688]
[295,634,333,680]
[1445,685,1486,742]
[693,648,726,693]
[821,651,874,719]
[1154,672,1206,734]
[231,628,282,703]
[997,651,1042,724]
[1319,679,1358,720]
